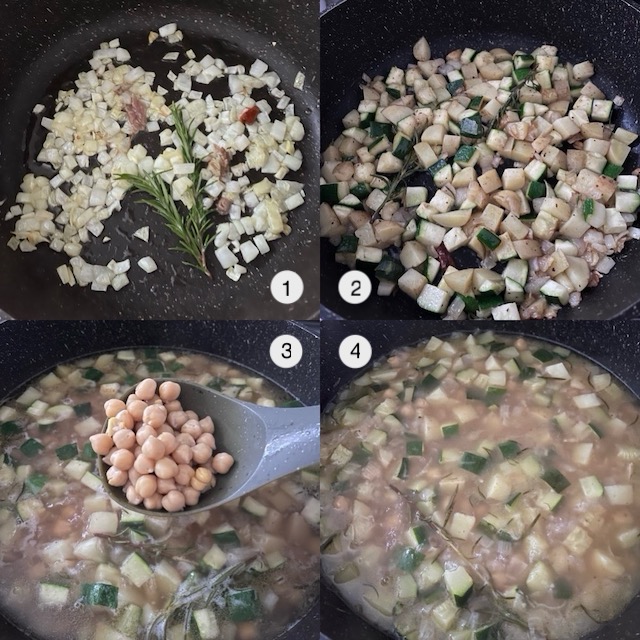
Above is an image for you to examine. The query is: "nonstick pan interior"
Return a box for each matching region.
[320,0,640,320]
[320,319,640,640]
[0,319,319,640]
[0,0,319,320]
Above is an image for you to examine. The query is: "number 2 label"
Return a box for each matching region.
[338,271,372,304]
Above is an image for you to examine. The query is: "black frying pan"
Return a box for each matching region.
[0,319,319,640]
[320,0,640,320]
[320,319,640,640]
[0,0,319,320]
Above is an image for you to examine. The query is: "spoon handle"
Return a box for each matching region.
[244,405,319,491]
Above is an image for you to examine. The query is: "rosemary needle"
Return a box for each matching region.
[372,135,422,221]
[117,104,216,278]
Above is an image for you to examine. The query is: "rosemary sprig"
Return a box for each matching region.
[425,518,529,630]
[145,559,252,640]
[116,104,216,278]
[372,138,422,220]
[488,66,539,132]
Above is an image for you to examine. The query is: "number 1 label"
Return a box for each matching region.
[271,270,304,304]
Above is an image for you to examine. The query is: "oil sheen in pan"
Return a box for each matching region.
[319,0,640,321]
[0,4,318,320]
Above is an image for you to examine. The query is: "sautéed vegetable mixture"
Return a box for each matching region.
[0,349,319,640]
[322,332,640,640]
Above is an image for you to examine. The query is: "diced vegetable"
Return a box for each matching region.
[444,566,473,606]
[459,452,487,475]
[81,582,119,608]
[226,588,260,622]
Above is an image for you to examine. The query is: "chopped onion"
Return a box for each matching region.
[158,23,177,37]
[133,226,150,242]
[137,256,158,273]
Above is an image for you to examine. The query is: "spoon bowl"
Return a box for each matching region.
[98,379,319,516]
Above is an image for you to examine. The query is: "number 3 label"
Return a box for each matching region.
[338,271,372,304]
[339,335,372,369]
[270,335,303,368]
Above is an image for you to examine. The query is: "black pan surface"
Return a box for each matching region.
[0,0,319,320]
[320,319,640,640]
[321,0,640,320]
[0,319,319,640]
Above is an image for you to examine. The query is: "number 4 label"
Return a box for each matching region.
[339,335,372,369]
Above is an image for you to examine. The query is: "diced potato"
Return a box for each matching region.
[398,269,429,299]
[477,169,502,194]
[573,169,617,202]
[501,168,525,191]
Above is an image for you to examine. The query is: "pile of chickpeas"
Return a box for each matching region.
[90,378,235,512]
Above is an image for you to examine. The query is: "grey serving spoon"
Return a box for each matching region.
[98,379,319,516]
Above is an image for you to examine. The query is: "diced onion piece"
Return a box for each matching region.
[158,23,177,37]
[138,257,158,273]
[293,72,305,90]
[239,240,259,263]
[215,245,238,269]
[133,226,150,242]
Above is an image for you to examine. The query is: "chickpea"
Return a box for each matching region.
[183,487,200,506]
[190,477,207,492]
[135,378,157,401]
[89,433,113,456]
[128,468,141,485]
[196,433,215,449]
[185,410,198,421]
[133,454,156,475]
[135,474,158,499]
[135,425,156,446]
[127,399,148,422]
[175,433,196,447]
[143,404,167,429]
[143,494,163,510]
[155,457,179,479]
[157,423,174,435]
[182,419,202,440]
[155,431,175,453]
[159,381,181,402]
[141,436,166,461]
[199,416,214,434]
[237,622,258,640]
[172,444,193,465]
[192,443,212,465]
[195,467,213,485]
[162,490,186,512]
[212,452,235,474]
[167,410,188,429]
[164,400,182,413]
[115,410,134,430]
[110,449,135,471]
[125,485,143,505]
[157,478,177,495]
[134,445,143,457]
[113,429,136,450]
[106,466,128,487]
[104,398,126,418]
[175,464,195,486]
